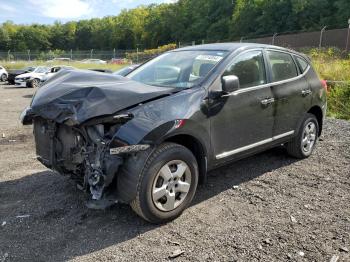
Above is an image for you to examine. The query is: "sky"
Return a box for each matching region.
[0,0,177,24]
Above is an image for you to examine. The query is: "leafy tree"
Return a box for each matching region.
[0,0,347,51]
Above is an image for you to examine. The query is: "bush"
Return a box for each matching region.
[327,84,350,120]
[126,44,176,63]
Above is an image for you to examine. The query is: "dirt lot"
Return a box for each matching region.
[0,84,349,262]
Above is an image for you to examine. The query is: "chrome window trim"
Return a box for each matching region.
[222,48,310,97]
[223,65,310,96]
[216,131,295,159]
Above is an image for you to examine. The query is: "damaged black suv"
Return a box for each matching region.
[21,43,327,223]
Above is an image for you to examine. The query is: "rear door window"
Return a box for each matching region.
[266,51,298,82]
[224,50,267,89]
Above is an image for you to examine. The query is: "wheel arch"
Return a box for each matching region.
[307,105,323,136]
[163,134,207,184]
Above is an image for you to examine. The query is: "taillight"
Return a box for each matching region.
[321,79,328,92]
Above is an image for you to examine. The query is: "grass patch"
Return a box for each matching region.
[308,48,350,120]
[0,60,127,71]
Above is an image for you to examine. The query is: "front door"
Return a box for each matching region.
[209,50,275,161]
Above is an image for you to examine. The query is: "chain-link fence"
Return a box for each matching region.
[0,27,349,63]
[181,27,350,52]
[0,49,142,62]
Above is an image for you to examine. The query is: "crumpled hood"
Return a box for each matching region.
[29,69,176,125]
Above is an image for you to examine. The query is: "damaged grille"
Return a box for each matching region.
[33,117,125,201]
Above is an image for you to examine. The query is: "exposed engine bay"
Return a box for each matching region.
[33,115,148,205]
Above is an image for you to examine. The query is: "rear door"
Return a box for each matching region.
[265,50,312,136]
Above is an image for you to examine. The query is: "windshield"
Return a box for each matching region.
[127,50,228,88]
[34,66,49,73]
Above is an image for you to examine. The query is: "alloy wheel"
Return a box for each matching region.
[152,160,191,212]
[301,122,316,153]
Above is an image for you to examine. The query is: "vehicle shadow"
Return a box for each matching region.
[0,147,298,261]
[2,85,28,89]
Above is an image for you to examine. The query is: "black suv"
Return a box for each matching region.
[21,43,327,223]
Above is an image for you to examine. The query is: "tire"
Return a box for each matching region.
[30,78,40,88]
[1,74,7,82]
[286,113,319,159]
[130,142,198,223]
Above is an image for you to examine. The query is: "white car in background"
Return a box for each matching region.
[81,59,107,64]
[15,65,75,88]
[41,65,75,82]
[15,66,49,88]
[0,66,8,82]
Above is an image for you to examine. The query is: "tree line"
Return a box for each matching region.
[0,0,349,51]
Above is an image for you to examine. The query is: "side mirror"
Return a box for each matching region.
[222,75,240,93]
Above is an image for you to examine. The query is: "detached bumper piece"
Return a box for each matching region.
[110,144,150,155]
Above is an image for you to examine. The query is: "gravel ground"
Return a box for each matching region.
[0,84,349,262]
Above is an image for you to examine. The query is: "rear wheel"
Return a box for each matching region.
[286,113,319,159]
[1,74,7,82]
[131,143,198,223]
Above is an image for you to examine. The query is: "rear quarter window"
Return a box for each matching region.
[267,50,298,82]
[295,56,309,73]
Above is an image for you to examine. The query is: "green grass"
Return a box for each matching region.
[309,48,350,120]
[0,60,127,71]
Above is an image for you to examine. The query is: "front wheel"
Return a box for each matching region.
[131,143,198,223]
[30,78,40,88]
[286,113,319,159]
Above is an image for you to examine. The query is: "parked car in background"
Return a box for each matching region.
[43,65,75,81]
[110,58,128,64]
[113,64,140,76]
[0,66,8,82]
[46,58,72,63]
[21,43,327,223]
[7,66,35,84]
[15,66,49,88]
[81,59,107,64]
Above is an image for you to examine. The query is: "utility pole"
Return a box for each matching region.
[70,49,73,60]
[272,33,278,45]
[319,26,327,49]
[7,50,10,61]
[27,50,30,61]
[346,18,350,52]
[240,37,244,43]
[90,49,93,59]
[136,47,139,64]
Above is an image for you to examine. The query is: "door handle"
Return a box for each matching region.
[261,98,275,106]
[301,89,312,96]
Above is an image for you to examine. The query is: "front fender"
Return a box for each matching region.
[111,88,209,147]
